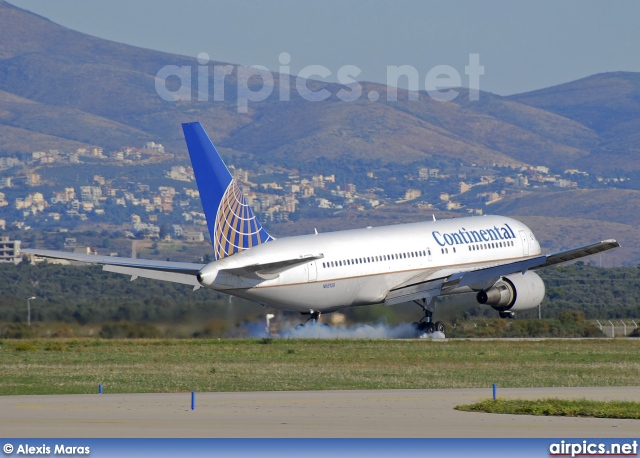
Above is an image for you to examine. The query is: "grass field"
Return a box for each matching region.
[456,398,640,419]
[0,338,639,396]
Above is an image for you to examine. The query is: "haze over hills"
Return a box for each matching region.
[510,72,640,172]
[1,0,639,264]
[1,0,638,173]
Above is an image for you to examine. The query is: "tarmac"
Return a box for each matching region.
[1,387,639,438]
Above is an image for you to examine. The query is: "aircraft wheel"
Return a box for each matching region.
[425,322,435,334]
[434,321,445,334]
[295,323,305,330]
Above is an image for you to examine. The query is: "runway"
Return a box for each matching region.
[1,387,638,438]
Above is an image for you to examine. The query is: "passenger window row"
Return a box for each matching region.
[468,240,515,251]
[322,249,432,269]
[441,240,515,255]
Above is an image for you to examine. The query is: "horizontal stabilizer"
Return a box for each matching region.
[103,265,201,288]
[222,254,324,280]
[22,249,204,286]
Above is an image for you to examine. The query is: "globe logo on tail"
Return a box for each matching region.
[213,180,273,259]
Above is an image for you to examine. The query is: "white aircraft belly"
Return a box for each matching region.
[218,268,430,312]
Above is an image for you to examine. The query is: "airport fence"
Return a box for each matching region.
[591,319,639,337]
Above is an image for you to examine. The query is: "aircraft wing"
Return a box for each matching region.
[384,278,445,307]
[451,239,620,288]
[384,239,619,305]
[533,239,620,269]
[22,249,204,288]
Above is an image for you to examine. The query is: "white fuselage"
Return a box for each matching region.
[198,215,541,313]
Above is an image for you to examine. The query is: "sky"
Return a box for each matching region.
[8,0,640,95]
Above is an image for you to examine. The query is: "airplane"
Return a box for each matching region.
[23,122,620,336]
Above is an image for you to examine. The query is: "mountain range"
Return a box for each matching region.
[1,0,639,172]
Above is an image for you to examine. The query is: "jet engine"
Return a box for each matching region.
[476,271,545,313]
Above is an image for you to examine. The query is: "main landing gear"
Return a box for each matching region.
[295,310,322,329]
[412,298,445,337]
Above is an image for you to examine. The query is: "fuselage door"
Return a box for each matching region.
[519,230,529,256]
[308,260,317,282]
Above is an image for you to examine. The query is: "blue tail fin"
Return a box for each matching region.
[182,122,273,260]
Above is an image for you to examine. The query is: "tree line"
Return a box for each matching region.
[0,263,638,337]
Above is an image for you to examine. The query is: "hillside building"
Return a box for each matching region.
[26,173,41,186]
[185,231,204,242]
[144,142,165,153]
[0,236,21,264]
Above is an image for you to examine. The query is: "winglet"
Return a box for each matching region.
[182,122,273,260]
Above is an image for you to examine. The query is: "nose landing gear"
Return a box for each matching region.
[295,310,322,329]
